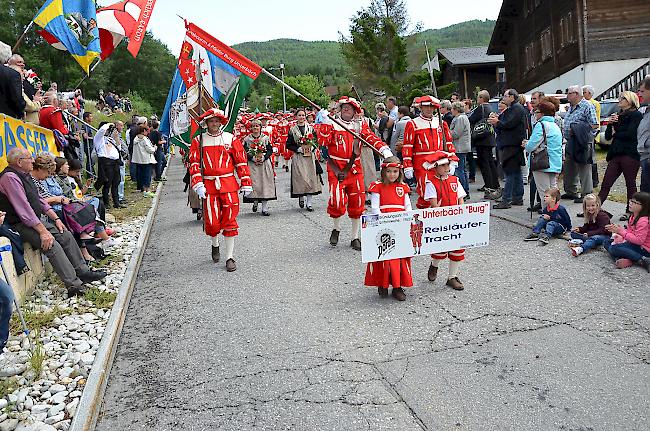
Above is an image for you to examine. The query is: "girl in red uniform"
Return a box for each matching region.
[364,157,413,301]
[423,151,466,290]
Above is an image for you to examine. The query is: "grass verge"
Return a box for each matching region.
[83,288,117,309]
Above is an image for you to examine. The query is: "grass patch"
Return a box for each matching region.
[28,337,46,379]
[108,177,157,223]
[10,305,67,336]
[83,288,117,309]
[0,377,18,405]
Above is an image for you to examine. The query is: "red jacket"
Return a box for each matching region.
[189,131,251,193]
[39,105,69,135]
[318,118,387,175]
[402,115,452,170]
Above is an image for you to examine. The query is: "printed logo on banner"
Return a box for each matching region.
[376,229,396,260]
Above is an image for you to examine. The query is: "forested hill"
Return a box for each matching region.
[233,19,496,84]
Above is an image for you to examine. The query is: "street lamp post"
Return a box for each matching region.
[280,63,287,113]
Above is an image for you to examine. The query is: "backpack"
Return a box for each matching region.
[471,104,494,141]
[62,201,96,235]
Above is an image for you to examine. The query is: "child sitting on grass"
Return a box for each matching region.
[570,194,612,256]
[604,192,650,271]
[524,187,571,245]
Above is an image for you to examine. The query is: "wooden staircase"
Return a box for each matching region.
[597,60,649,100]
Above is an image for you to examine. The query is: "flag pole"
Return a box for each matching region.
[196,51,206,230]
[261,68,383,156]
[73,59,102,90]
[12,20,35,53]
[424,40,438,98]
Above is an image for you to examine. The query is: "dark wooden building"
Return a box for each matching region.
[428,47,505,99]
[487,0,650,97]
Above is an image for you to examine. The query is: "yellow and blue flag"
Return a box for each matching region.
[33,0,101,74]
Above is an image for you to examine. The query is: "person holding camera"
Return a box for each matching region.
[94,122,124,209]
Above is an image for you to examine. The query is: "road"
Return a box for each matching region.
[96,157,648,431]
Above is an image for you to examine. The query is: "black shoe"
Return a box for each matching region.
[561,193,579,200]
[211,246,220,263]
[640,257,650,273]
[306,206,314,212]
[351,238,362,251]
[252,202,258,213]
[119,199,128,204]
[114,203,127,209]
[80,238,103,247]
[225,258,237,272]
[493,201,511,209]
[261,211,270,216]
[67,285,87,297]
[477,186,486,192]
[524,233,539,241]
[577,212,584,218]
[299,197,305,208]
[511,200,524,206]
[573,197,583,204]
[378,287,389,297]
[538,233,550,245]
[78,270,107,283]
[330,229,340,246]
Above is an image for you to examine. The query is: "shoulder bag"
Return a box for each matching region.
[471,104,494,141]
[530,122,550,171]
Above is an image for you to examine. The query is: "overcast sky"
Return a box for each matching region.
[143,0,503,53]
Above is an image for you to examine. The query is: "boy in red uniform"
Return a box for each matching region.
[364,157,413,301]
[189,108,253,272]
[422,151,467,290]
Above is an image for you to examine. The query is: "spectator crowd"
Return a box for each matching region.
[0,41,169,353]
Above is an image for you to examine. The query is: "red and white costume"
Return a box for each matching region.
[189,115,252,238]
[318,115,389,219]
[402,96,455,209]
[423,153,467,262]
[364,181,413,288]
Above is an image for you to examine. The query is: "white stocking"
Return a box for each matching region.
[430,257,440,267]
[305,195,313,207]
[351,218,361,240]
[261,201,269,212]
[224,236,235,260]
[211,236,219,247]
[333,217,342,231]
[448,260,461,279]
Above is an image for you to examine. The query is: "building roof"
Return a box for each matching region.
[436,47,504,66]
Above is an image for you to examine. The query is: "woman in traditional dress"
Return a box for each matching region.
[242,119,276,216]
[285,109,323,211]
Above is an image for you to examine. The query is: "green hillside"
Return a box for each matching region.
[233,19,496,82]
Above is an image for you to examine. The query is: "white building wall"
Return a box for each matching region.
[531,58,649,96]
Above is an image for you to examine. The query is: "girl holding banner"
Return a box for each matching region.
[364,157,413,301]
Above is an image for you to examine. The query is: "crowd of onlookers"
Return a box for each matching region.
[0,42,169,351]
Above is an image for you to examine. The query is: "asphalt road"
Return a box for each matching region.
[96,157,648,431]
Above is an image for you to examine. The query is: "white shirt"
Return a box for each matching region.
[94,124,120,160]
[368,192,412,215]
[424,178,466,201]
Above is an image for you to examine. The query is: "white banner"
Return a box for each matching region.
[360,202,491,263]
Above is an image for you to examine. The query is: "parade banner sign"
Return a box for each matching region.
[360,202,490,263]
[0,114,57,171]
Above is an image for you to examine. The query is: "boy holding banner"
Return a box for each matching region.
[423,151,467,290]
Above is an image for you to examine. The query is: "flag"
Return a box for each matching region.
[421,54,440,72]
[160,21,262,149]
[97,0,157,60]
[33,0,101,73]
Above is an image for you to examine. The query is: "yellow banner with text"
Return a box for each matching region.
[0,114,59,171]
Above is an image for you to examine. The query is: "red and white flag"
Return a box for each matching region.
[97,0,157,59]
[38,0,157,61]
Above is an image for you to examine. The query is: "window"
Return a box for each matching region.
[560,12,576,47]
[541,28,553,60]
[524,42,536,72]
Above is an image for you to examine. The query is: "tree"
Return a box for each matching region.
[339,0,409,96]
[268,75,329,111]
